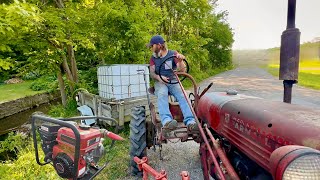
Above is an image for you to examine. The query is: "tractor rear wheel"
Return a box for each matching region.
[129,106,147,176]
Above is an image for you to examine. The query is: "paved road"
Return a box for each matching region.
[129,57,320,179]
[200,67,320,108]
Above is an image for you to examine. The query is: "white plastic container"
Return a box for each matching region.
[97,64,150,100]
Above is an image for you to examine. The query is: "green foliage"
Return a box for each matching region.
[150,0,234,79]
[0,59,14,71]
[0,132,28,160]
[78,68,98,94]
[0,0,233,96]
[48,99,79,117]
[30,76,57,92]
[0,1,42,72]
[22,71,40,80]
[0,137,62,179]
[89,0,161,65]
[0,71,10,83]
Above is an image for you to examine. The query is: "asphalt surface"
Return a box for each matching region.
[127,52,320,180]
[201,67,320,108]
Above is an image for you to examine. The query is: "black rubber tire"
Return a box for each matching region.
[129,106,147,176]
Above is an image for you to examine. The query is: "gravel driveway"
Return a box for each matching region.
[128,52,320,179]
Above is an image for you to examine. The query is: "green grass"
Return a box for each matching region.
[267,59,320,90]
[298,72,320,90]
[96,124,131,180]
[0,133,63,180]
[0,81,45,103]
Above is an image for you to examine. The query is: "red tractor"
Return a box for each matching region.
[130,54,320,179]
[130,1,320,178]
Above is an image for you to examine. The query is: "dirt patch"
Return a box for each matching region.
[4,78,24,84]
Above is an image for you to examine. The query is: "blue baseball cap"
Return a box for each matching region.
[147,35,165,48]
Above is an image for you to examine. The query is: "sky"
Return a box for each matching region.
[216,0,320,49]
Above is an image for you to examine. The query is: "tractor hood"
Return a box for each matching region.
[197,92,320,171]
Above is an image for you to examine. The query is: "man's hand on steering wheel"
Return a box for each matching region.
[176,53,185,61]
[158,55,189,84]
[175,53,187,73]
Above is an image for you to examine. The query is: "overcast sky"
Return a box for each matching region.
[216,0,320,49]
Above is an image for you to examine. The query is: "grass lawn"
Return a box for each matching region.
[96,124,131,180]
[267,59,320,90]
[0,81,45,103]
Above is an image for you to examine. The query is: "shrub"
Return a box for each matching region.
[30,76,57,92]
[0,71,10,83]
[0,132,28,161]
[48,99,79,118]
[0,139,61,179]
[22,71,40,80]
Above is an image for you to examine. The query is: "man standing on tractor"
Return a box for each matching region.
[147,35,199,134]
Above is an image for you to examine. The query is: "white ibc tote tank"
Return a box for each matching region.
[97,64,150,100]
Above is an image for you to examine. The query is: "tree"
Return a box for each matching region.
[0,1,41,73]
[152,0,233,72]
[201,11,234,68]
[1,0,234,105]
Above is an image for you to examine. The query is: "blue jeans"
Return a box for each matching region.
[154,82,195,126]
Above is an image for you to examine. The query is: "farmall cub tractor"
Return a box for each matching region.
[130,2,320,180]
[130,53,320,180]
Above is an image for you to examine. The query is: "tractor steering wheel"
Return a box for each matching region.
[158,55,189,84]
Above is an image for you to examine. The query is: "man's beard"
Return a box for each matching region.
[153,51,162,58]
[153,47,162,58]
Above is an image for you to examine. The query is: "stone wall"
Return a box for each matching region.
[0,92,59,119]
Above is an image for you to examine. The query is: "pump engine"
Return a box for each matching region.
[38,122,121,179]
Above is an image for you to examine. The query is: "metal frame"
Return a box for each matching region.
[134,157,191,180]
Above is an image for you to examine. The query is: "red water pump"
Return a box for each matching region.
[33,115,123,180]
[53,125,101,178]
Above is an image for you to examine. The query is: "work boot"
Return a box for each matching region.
[187,122,199,132]
[162,120,178,136]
